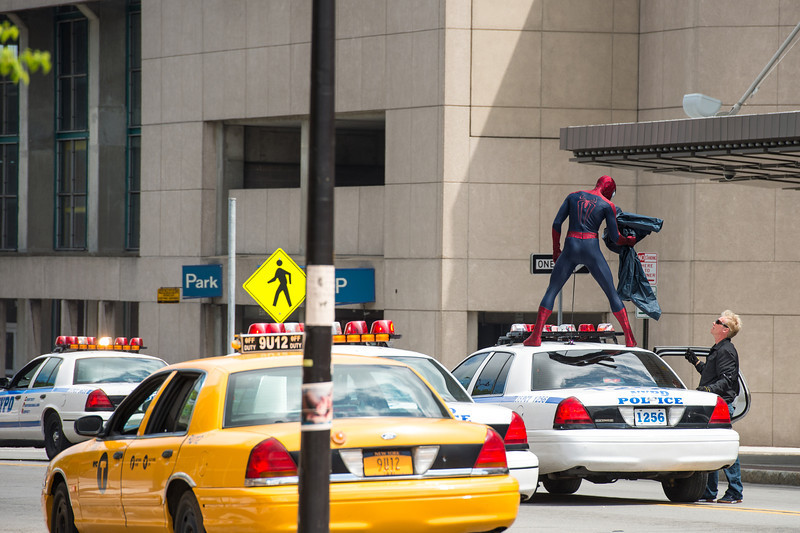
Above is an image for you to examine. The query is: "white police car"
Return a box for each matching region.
[240,320,540,501]
[452,324,750,503]
[0,336,166,459]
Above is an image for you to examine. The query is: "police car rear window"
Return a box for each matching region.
[73,357,167,385]
[532,350,684,391]
[224,364,450,428]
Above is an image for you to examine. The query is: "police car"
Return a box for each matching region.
[0,336,166,459]
[452,324,750,502]
[326,320,539,501]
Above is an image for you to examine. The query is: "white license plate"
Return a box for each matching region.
[633,408,666,426]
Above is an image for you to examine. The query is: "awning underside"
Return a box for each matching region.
[560,111,800,189]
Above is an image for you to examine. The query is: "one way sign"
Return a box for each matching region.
[530,254,589,274]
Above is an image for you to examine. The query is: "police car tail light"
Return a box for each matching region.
[708,396,732,426]
[578,324,595,332]
[246,438,298,482]
[85,389,115,411]
[503,411,529,446]
[473,428,508,471]
[553,396,594,428]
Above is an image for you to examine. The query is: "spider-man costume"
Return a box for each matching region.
[525,175,638,347]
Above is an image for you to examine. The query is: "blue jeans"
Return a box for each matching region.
[703,404,743,500]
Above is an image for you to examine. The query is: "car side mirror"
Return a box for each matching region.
[75,415,105,436]
[0,377,9,389]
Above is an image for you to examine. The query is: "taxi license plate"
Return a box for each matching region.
[363,450,413,476]
[634,408,666,426]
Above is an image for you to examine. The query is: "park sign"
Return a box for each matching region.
[243,248,307,323]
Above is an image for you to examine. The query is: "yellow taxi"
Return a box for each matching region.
[42,336,519,532]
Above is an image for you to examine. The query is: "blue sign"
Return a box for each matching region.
[335,268,375,304]
[182,264,223,299]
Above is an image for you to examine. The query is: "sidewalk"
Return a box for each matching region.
[738,446,800,486]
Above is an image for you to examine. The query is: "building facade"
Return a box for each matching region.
[0,0,798,447]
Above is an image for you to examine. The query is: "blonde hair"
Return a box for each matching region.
[721,310,741,338]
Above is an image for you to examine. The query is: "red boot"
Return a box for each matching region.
[613,308,637,347]
[524,307,553,346]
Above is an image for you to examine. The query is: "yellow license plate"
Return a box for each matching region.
[363,451,413,476]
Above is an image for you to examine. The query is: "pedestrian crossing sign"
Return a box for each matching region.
[243,248,306,323]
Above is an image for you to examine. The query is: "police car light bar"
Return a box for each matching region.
[498,324,619,345]
[54,335,144,352]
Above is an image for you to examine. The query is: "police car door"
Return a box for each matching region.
[654,346,751,422]
[0,357,49,440]
[19,357,62,440]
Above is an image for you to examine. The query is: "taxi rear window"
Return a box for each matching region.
[532,349,684,391]
[73,357,167,385]
[224,363,450,428]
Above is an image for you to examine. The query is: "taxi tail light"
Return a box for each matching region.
[473,428,508,470]
[553,396,594,428]
[246,438,298,479]
[708,396,732,427]
[85,389,115,411]
[503,411,529,446]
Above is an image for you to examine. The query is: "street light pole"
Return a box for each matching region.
[298,1,335,532]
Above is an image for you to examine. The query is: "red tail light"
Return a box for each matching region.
[503,411,529,445]
[709,396,732,427]
[85,389,115,411]
[553,396,594,428]
[474,428,508,469]
[246,438,298,479]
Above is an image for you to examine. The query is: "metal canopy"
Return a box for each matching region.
[560,111,800,189]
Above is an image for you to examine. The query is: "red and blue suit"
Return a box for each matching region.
[525,176,638,347]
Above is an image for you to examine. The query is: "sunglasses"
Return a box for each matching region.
[715,319,729,328]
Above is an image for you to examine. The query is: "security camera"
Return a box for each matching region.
[723,171,735,181]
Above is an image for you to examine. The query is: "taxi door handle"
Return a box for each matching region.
[162,450,173,459]
[114,452,124,460]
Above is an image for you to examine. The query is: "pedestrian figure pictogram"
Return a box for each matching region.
[243,248,306,323]
[268,259,292,307]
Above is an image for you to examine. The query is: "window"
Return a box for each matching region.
[32,358,62,388]
[451,352,491,390]
[55,8,88,250]
[144,372,204,435]
[111,372,170,436]
[0,27,19,251]
[472,352,513,396]
[9,358,47,389]
[73,356,167,385]
[243,120,385,189]
[126,1,141,250]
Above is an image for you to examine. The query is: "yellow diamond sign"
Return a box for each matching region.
[243,248,306,323]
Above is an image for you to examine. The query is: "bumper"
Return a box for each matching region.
[197,475,520,533]
[508,450,539,499]
[531,428,740,475]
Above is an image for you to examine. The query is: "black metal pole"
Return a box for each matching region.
[298,1,335,532]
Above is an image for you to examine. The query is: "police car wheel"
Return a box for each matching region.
[174,491,205,533]
[44,413,70,460]
[542,477,582,495]
[661,471,708,502]
[51,482,77,533]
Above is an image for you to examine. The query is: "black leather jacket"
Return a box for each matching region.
[696,337,740,404]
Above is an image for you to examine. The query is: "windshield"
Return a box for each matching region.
[532,349,684,391]
[381,355,473,403]
[224,363,451,428]
[73,357,167,384]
